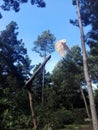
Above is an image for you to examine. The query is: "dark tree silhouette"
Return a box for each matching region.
[0,0,46,18]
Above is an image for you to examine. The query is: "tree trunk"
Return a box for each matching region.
[25,55,51,130]
[42,66,45,103]
[28,91,37,130]
[76,0,98,130]
[42,47,47,103]
[80,87,90,118]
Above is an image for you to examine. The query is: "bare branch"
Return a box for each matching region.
[25,55,51,88]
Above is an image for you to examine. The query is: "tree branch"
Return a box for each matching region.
[25,55,51,89]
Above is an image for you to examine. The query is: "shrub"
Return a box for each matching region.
[51,108,74,129]
[72,108,87,124]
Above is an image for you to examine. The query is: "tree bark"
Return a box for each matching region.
[42,46,47,104]
[25,55,51,88]
[25,55,51,130]
[42,66,45,103]
[76,0,98,130]
[80,87,90,118]
[28,91,37,130]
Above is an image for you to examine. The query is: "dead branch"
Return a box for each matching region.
[25,55,51,89]
[25,55,51,130]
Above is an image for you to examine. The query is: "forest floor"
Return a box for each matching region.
[62,127,92,130]
[21,123,92,130]
[59,127,92,130]
[59,124,92,130]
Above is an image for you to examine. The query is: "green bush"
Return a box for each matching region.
[35,103,87,130]
[72,108,87,124]
[52,108,74,129]
[2,109,32,130]
[35,106,74,130]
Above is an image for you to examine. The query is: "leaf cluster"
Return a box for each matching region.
[0,0,46,18]
[0,21,32,89]
[33,30,56,57]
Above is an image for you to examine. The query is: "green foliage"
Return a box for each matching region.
[52,46,88,109]
[87,55,98,83]
[72,0,98,26]
[0,21,32,130]
[3,109,14,130]
[71,0,98,83]
[0,43,89,129]
[51,109,74,129]
[0,0,46,18]
[15,115,33,129]
[33,30,56,57]
[30,64,52,103]
[34,84,87,130]
[35,105,74,130]
[31,0,46,7]
[32,30,56,103]
[0,87,32,130]
[0,21,32,89]
[79,0,98,63]
[72,108,87,124]
[35,104,87,130]
[2,110,32,130]
[94,89,98,114]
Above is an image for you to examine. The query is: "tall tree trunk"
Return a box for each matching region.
[76,0,98,130]
[28,91,37,130]
[42,47,46,103]
[80,87,90,118]
[42,66,45,103]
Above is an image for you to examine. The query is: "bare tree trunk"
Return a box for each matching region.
[28,91,37,130]
[25,55,51,130]
[42,47,47,104]
[42,66,45,103]
[76,0,98,130]
[80,87,90,118]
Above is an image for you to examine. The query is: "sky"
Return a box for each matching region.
[0,0,90,73]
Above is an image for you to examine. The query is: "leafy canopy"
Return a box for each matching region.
[0,21,32,88]
[0,0,46,18]
[33,30,56,57]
